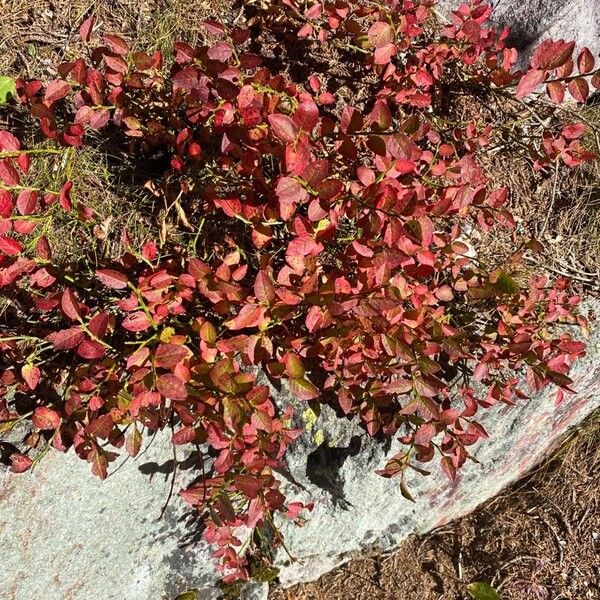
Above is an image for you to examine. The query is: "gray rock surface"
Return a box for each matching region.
[1,301,599,599]
[439,0,600,63]
[0,433,220,600]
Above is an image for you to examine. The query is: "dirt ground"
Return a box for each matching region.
[1,2,599,599]
[270,413,600,600]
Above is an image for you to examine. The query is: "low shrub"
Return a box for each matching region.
[0,0,597,581]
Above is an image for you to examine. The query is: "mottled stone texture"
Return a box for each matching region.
[1,301,598,599]
[439,0,600,62]
[0,434,221,600]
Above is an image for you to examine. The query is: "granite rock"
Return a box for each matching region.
[0,433,220,600]
[438,0,600,63]
[1,302,599,598]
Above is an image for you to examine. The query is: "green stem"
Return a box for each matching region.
[0,148,65,159]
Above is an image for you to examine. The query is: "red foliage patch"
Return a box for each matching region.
[0,0,597,582]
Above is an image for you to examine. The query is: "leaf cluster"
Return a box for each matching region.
[0,0,595,582]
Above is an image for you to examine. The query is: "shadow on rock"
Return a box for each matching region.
[305,435,363,508]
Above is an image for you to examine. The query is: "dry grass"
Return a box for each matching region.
[0,0,233,77]
[445,90,600,292]
[0,0,239,264]
[485,102,600,288]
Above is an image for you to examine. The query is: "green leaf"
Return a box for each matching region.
[289,377,320,401]
[494,273,520,295]
[467,582,502,600]
[0,77,16,104]
[173,590,199,600]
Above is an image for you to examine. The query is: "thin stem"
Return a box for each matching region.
[0,148,66,159]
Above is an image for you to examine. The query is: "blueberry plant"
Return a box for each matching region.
[0,0,597,582]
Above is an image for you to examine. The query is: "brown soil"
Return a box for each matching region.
[269,413,600,600]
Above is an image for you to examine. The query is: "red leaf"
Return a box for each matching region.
[568,77,589,102]
[96,268,129,289]
[61,124,84,148]
[0,160,20,186]
[47,327,85,350]
[232,474,262,499]
[0,236,22,256]
[88,445,111,479]
[172,66,200,91]
[516,69,546,99]
[577,47,595,73]
[85,414,114,439]
[75,106,94,124]
[251,223,272,248]
[126,426,142,457]
[294,101,319,132]
[531,39,575,70]
[224,304,268,330]
[283,353,305,378]
[104,54,128,74]
[276,177,309,205]
[546,81,565,103]
[16,153,29,173]
[214,197,242,218]
[156,373,188,400]
[29,267,55,288]
[207,42,233,62]
[254,270,276,304]
[413,375,440,398]
[79,15,95,43]
[122,311,151,332]
[368,21,394,48]
[10,453,33,473]
[129,390,159,416]
[13,220,35,235]
[374,43,397,65]
[89,109,110,129]
[351,240,374,257]
[414,422,437,446]
[76,339,106,359]
[0,191,12,218]
[16,189,38,216]
[563,123,586,139]
[368,100,392,130]
[268,114,299,143]
[172,426,197,445]
[305,305,328,333]
[59,181,73,210]
[441,456,457,481]
[44,80,71,105]
[180,484,206,506]
[103,34,129,55]
[0,131,20,151]
[32,407,61,430]
[340,106,363,134]
[88,312,109,338]
[155,343,189,368]
[61,288,82,321]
